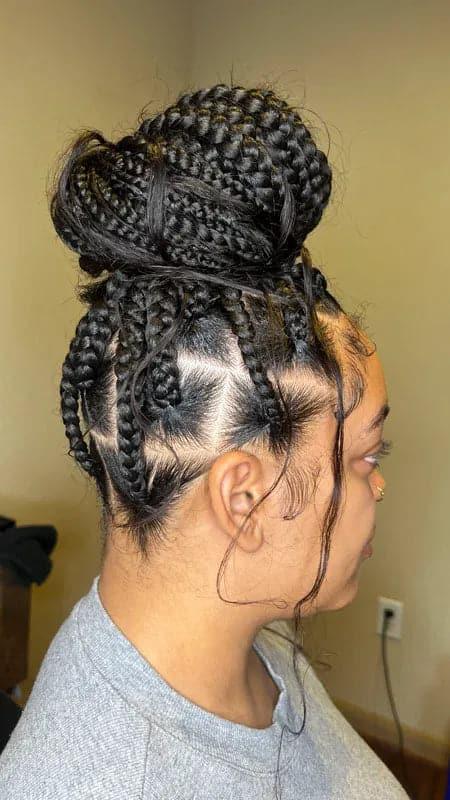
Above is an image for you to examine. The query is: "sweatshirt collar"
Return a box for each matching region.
[75,574,302,774]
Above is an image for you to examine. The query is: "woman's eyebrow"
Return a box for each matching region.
[362,402,390,436]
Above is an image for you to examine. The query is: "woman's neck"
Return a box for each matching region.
[98,550,280,729]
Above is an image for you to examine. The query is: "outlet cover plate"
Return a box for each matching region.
[377,596,403,639]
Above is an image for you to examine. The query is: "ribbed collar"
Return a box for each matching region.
[75,574,302,774]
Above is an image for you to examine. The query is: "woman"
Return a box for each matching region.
[0,82,407,799]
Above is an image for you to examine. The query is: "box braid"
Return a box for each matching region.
[59,272,127,478]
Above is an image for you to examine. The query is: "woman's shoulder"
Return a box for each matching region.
[255,621,410,798]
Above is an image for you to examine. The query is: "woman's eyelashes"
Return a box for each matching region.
[364,438,394,469]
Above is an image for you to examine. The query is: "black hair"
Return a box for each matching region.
[49,82,373,798]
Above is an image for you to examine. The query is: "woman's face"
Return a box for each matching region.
[268,348,390,617]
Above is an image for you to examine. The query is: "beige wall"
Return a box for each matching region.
[190,0,450,753]
[0,0,191,697]
[1,0,448,757]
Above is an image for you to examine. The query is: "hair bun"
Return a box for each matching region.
[50,83,332,292]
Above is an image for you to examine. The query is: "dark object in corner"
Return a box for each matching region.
[0,688,22,755]
[0,517,58,755]
[0,515,57,587]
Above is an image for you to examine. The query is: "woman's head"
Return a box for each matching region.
[49,82,391,634]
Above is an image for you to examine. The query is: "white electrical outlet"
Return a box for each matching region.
[377,596,404,639]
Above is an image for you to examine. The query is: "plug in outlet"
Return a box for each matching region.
[377,596,403,639]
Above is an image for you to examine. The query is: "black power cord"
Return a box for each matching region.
[381,609,415,799]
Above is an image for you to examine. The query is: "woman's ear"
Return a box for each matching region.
[207,450,265,553]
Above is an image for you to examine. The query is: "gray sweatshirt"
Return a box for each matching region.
[0,574,409,799]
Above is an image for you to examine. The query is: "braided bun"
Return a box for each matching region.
[50,83,331,288]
